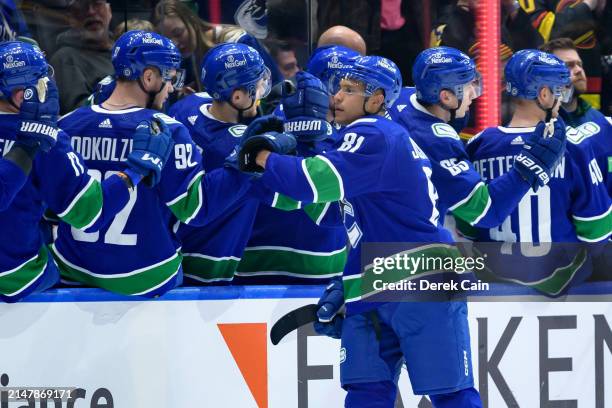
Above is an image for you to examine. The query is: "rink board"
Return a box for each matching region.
[0,284,611,407]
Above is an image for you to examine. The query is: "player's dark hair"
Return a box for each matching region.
[539,38,577,54]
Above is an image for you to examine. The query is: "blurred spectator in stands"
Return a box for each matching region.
[1,0,34,43]
[541,37,605,126]
[112,18,154,40]
[50,0,113,113]
[317,25,366,55]
[432,0,543,64]
[152,0,245,92]
[267,39,300,78]
[521,0,606,113]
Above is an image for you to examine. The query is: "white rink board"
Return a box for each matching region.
[0,287,611,408]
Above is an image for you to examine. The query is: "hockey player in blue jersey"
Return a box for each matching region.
[167,42,272,283]
[236,55,482,407]
[464,49,611,294]
[0,41,173,301]
[50,31,278,297]
[388,47,568,237]
[235,47,355,283]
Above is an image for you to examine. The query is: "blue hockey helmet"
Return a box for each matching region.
[307,45,359,93]
[504,49,572,102]
[412,46,481,104]
[0,41,49,99]
[112,30,185,88]
[200,42,271,102]
[334,55,402,108]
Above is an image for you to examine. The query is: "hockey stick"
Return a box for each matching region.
[270,304,318,345]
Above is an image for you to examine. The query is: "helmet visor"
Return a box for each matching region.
[256,66,272,99]
[161,68,185,89]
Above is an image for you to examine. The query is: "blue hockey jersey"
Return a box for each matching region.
[259,115,455,314]
[0,112,131,301]
[170,100,261,283]
[464,125,612,294]
[388,87,531,229]
[562,116,612,198]
[51,105,252,296]
[235,134,348,283]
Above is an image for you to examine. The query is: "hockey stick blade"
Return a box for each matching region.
[270,304,318,345]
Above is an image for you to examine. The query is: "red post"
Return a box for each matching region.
[475,1,501,130]
[208,0,222,24]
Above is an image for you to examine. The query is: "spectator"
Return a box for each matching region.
[112,18,154,40]
[152,0,244,92]
[432,0,543,64]
[540,37,605,126]
[50,0,114,114]
[266,40,300,78]
[1,0,34,43]
[521,0,606,113]
[317,25,366,55]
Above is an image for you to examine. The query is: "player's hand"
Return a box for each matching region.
[513,117,566,191]
[237,131,297,173]
[15,77,60,156]
[313,277,344,339]
[282,71,332,142]
[127,119,175,188]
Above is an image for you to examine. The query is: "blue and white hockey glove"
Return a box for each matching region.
[126,119,175,188]
[15,78,59,157]
[282,71,332,142]
[237,130,297,173]
[313,277,344,339]
[513,117,567,191]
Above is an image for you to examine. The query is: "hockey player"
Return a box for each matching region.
[0,41,172,301]
[168,42,272,283]
[464,49,611,294]
[235,47,357,283]
[388,46,567,236]
[50,31,266,297]
[236,55,483,407]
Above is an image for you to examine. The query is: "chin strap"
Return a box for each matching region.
[138,78,166,109]
[229,97,256,124]
[536,97,557,123]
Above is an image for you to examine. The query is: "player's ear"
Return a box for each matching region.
[537,86,550,105]
[142,68,156,87]
[11,89,24,108]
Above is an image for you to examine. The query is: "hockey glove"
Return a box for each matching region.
[513,117,567,191]
[243,114,285,139]
[237,131,297,173]
[15,78,59,157]
[313,277,345,339]
[127,119,175,188]
[282,71,332,142]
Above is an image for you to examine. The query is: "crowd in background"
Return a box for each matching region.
[1,0,610,118]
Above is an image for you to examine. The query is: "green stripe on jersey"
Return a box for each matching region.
[59,178,103,229]
[0,246,49,297]
[343,244,462,303]
[236,246,347,279]
[271,193,301,211]
[271,194,331,225]
[573,206,612,242]
[451,182,491,226]
[182,254,240,282]
[476,249,587,296]
[51,245,181,296]
[167,172,204,224]
[303,156,344,203]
